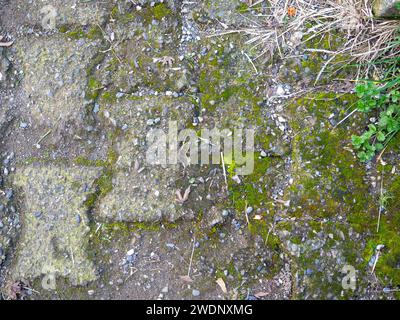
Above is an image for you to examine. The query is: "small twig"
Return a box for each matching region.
[187,236,196,277]
[35,129,52,146]
[70,246,75,267]
[220,152,228,191]
[249,0,264,7]
[0,41,13,47]
[95,223,102,234]
[125,267,138,281]
[334,108,357,129]
[244,201,250,226]
[242,51,258,75]
[314,54,336,85]
[371,245,385,275]
[377,168,384,233]
[265,222,275,246]
[383,288,400,293]
[22,286,41,295]
[371,251,380,275]
[376,145,388,163]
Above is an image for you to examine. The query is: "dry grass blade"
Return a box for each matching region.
[217,0,400,81]
[216,278,228,294]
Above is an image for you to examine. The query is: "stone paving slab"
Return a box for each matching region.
[11,165,101,285]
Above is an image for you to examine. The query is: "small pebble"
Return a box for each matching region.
[260,150,267,158]
[33,211,42,218]
[192,289,200,297]
[161,286,169,293]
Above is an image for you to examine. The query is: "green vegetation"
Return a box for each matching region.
[352,30,400,162]
[352,82,400,162]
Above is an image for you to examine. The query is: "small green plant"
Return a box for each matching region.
[378,191,392,211]
[351,82,400,162]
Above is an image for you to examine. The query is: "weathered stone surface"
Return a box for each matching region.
[286,93,372,220]
[92,3,184,94]
[1,0,399,300]
[0,49,13,134]
[282,93,374,299]
[100,170,184,223]
[0,0,113,29]
[12,165,101,285]
[16,35,99,130]
[0,48,11,83]
[99,96,195,222]
[373,0,400,17]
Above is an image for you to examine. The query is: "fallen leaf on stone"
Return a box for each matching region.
[179,275,193,283]
[254,291,268,298]
[176,186,191,204]
[9,282,22,300]
[275,199,290,207]
[0,36,13,47]
[8,279,31,300]
[216,278,227,294]
[154,56,175,68]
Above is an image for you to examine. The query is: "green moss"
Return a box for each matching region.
[62,24,103,41]
[215,261,243,283]
[100,91,118,104]
[110,6,119,18]
[304,31,344,51]
[236,2,249,13]
[66,29,85,40]
[58,25,69,33]
[86,53,106,77]
[74,157,107,167]
[87,26,103,40]
[152,3,172,20]
[111,3,172,24]
[229,154,279,212]
[280,30,356,84]
[286,93,372,219]
[281,92,380,298]
[86,77,102,100]
[361,174,400,297]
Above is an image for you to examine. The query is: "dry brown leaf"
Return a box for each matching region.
[8,279,31,300]
[216,278,227,294]
[254,291,268,298]
[0,36,13,47]
[179,275,193,283]
[176,186,191,204]
[182,186,191,201]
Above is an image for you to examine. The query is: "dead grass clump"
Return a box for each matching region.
[218,0,399,82]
